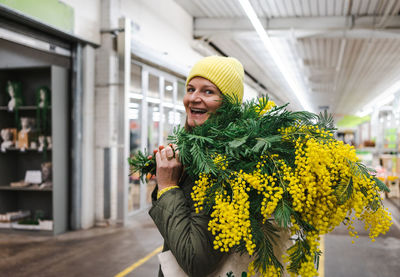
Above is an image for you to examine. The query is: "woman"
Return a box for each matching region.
[149,56,245,277]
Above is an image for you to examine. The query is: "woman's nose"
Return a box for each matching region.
[188,90,202,102]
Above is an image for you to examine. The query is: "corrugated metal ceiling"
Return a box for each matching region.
[180,0,400,18]
[174,0,400,115]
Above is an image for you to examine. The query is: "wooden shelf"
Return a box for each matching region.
[0,186,52,192]
[1,148,52,153]
[0,106,52,111]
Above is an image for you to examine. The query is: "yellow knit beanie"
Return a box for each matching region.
[186,56,245,103]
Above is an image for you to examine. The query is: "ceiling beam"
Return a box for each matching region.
[194,15,400,38]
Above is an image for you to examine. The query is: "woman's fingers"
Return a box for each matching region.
[155,145,183,189]
[160,148,168,160]
[165,147,174,160]
[157,145,180,162]
[155,150,162,164]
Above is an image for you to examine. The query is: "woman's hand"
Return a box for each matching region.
[155,144,182,190]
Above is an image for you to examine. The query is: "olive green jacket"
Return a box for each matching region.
[149,171,225,277]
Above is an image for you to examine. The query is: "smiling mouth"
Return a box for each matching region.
[190,108,207,115]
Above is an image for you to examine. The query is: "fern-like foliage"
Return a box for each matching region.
[317,110,336,131]
[274,199,293,228]
[251,219,283,275]
[128,151,155,182]
[334,177,354,205]
[374,177,390,192]
[287,239,312,273]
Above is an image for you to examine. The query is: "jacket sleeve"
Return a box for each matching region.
[149,188,224,277]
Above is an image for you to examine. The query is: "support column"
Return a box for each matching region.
[116,17,131,225]
[94,0,120,225]
[81,45,96,229]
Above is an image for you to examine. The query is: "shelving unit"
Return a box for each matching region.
[0,186,52,192]
[0,106,40,110]
[0,147,51,152]
[0,66,68,235]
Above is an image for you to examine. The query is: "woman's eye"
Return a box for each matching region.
[205,90,214,95]
[187,87,195,93]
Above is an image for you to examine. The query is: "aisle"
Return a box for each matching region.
[0,211,162,277]
[1,201,399,277]
[324,199,400,277]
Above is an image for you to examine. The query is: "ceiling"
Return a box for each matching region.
[174,0,400,117]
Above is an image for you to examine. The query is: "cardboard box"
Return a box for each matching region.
[387,179,400,198]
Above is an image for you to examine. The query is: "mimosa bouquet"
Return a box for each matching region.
[129,96,392,277]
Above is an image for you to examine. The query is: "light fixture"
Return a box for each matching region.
[356,79,400,116]
[238,0,312,112]
[355,108,373,117]
[165,85,173,91]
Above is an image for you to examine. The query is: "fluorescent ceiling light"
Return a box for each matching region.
[376,95,395,108]
[238,0,312,111]
[355,108,373,117]
[356,79,400,116]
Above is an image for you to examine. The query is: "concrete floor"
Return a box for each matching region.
[0,199,399,277]
[324,199,400,277]
[0,211,163,277]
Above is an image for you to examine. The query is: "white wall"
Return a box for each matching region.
[121,0,203,75]
[61,0,101,44]
[59,0,257,92]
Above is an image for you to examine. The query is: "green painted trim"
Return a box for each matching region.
[337,115,371,128]
[0,0,74,33]
[355,150,372,154]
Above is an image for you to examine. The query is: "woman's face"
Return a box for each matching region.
[183,77,222,127]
